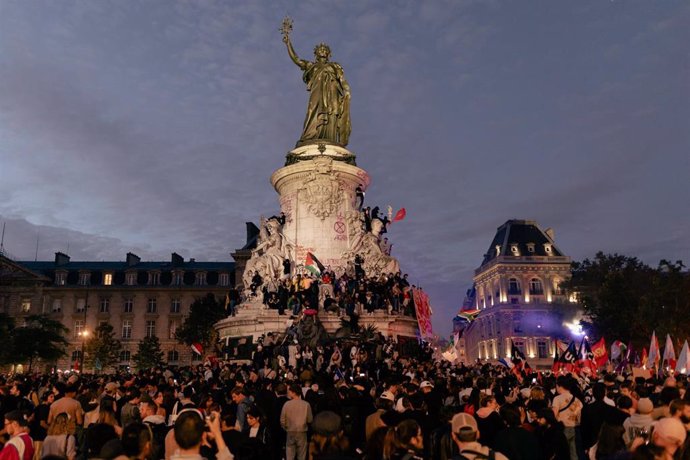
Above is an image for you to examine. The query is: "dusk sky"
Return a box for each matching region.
[1,1,688,337]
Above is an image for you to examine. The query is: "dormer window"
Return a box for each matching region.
[55,272,66,286]
[195,272,207,286]
[495,245,501,256]
[544,243,552,254]
[79,272,91,286]
[510,244,520,256]
[126,272,137,286]
[148,272,160,286]
[103,273,113,286]
[527,243,535,253]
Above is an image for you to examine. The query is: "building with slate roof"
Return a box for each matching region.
[0,251,234,372]
[459,220,580,368]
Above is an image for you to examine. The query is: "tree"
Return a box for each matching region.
[175,293,225,352]
[11,315,68,372]
[133,335,164,370]
[84,323,122,373]
[0,313,16,366]
[566,252,690,347]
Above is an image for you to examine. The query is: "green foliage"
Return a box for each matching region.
[133,335,164,370]
[0,313,16,365]
[84,323,122,373]
[566,252,689,347]
[11,315,69,371]
[175,293,225,350]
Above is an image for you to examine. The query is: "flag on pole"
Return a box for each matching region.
[611,340,624,361]
[675,341,690,374]
[641,347,648,368]
[559,341,579,373]
[191,343,203,355]
[305,252,325,276]
[577,337,597,375]
[552,341,562,373]
[411,287,433,338]
[662,334,676,370]
[647,331,660,370]
[392,208,406,223]
[591,338,609,368]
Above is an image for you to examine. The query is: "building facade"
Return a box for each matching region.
[0,251,234,372]
[460,220,579,369]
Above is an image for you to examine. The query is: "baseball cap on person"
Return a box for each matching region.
[654,417,687,445]
[637,398,653,415]
[451,413,478,434]
[380,391,395,402]
[420,381,434,389]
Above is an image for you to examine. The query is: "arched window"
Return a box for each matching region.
[529,278,544,295]
[508,278,521,295]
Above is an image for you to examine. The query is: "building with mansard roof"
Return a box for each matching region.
[0,251,234,372]
[458,220,580,369]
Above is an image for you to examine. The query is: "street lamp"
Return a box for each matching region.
[79,329,89,372]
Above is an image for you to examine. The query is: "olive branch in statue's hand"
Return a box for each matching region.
[280,16,293,42]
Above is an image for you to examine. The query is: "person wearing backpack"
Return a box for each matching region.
[449,413,507,460]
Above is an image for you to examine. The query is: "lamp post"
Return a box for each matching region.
[78,286,90,372]
[79,329,89,372]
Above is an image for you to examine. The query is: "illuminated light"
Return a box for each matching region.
[564,321,584,337]
[529,353,535,359]
[524,294,530,303]
[547,294,552,303]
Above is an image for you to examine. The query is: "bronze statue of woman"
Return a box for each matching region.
[282,18,351,147]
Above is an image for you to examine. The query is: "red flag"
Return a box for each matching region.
[392,208,406,222]
[591,338,608,368]
[191,343,203,355]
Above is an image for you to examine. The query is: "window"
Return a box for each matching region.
[508,278,521,295]
[55,272,66,286]
[122,320,132,339]
[145,320,156,338]
[195,272,206,286]
[52,299,62,313]
[219,273,230,286]
[527,243,535,253]
[71,350,82,362]
[169,320,178,339]
[173,272,183,286]
[76,299,86,313]
[74,320,85,338]
[513,314,523,333]
[529,278,544,295]
[149,272,160,285]
[510,244,519,256]
[97,320,108,337]
[79,273,90,286]
[544,243,552,254]
[147,298,157,314]
[167,350,179,362]
[170,299,181,313]
[512,340,526,357]
[126,272,136,286]
[103,273,113,286]
[119,351,131,362]
[123,298,133,313]
[537,340,548,359]
[99,298,110,313]
[21,299,31,313]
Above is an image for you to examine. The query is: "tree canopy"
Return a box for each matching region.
[175,293,225,351]
[0,314,68,371]
[84,322,122,372]
[133,335,164,370]
[567,252,689,347]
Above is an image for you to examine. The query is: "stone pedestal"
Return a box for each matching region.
[270,144,369,271]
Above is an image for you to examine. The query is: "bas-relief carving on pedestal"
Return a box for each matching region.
[299,157,343,220]
[242,217,294,294]
[341,210,400,277]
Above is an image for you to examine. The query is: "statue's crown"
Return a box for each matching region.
[314,42,331,57]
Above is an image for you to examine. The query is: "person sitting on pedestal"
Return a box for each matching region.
[355,185,365,211]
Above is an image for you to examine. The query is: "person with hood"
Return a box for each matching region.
[623,397,654,446]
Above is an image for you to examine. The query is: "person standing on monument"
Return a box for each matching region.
[282,18,351,147]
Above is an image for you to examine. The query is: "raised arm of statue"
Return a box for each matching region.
[283,34,309,70]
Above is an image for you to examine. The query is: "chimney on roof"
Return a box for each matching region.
[246,222,260,245]
[171,252,184,266]
[189,258,195,263]
[544,228,555,241]
[55,252,70,266]
[126,252,141,266]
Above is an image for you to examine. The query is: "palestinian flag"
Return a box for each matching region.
[191,343,203,355]
[305,252,325,275]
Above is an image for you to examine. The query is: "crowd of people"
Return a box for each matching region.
[3,341,690,460]
[239,268,416,319]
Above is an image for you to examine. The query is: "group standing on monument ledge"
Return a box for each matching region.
[3,337,690,460]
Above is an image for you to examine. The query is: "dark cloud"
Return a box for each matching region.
[1,0,688,336]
